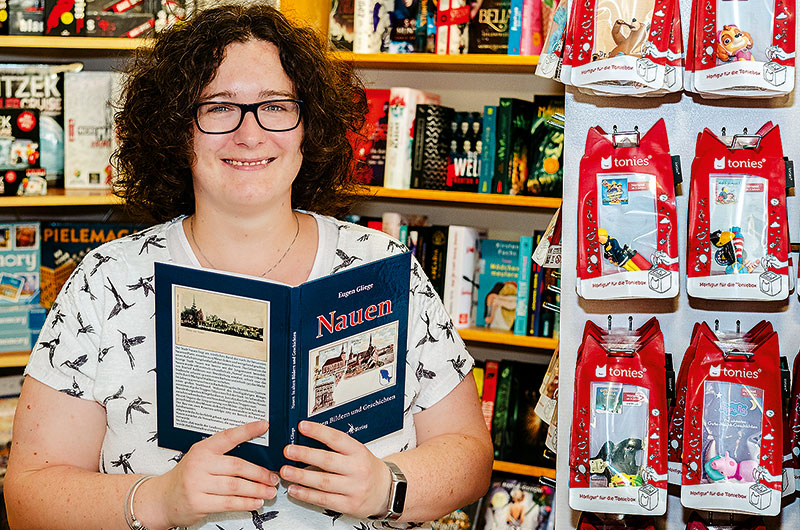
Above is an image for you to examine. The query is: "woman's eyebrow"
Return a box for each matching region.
[198,89,296,101]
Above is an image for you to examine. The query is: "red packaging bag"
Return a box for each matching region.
[577,119,679,299]
[687,123,789,301]
[681,332,783,515]
[570,323,668,515]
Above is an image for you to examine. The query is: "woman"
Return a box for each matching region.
[4,5,492,530]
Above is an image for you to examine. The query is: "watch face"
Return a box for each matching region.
[392,481,407,513]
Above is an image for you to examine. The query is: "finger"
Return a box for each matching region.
[280,464,348,494]
[286,483,351,513]
[283,444,349,474]
[200,494,267,515]
[297,421,361,455]
[202,473,279,500]
[208,455,280,486]
[199,420,269,454]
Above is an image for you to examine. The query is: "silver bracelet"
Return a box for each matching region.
[124,474,156,530]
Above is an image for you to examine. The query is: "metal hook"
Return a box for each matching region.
[736,320,741,334]
[608,315,612,331]
[714,319,719,332]
[721,127,726,136]
[628,316,633,331]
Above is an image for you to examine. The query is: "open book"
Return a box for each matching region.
[154,252,411,469]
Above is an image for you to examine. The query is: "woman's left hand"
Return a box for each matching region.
[280,420,391,519]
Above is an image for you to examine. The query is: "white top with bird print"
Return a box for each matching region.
[26,213,474,530]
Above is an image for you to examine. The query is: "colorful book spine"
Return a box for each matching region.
[478,105,496,194]
[425,225,449,299]
[513,235,533,336]
[491,360,514,459]
[435,0,470,54]
[415,0,437,52]
[493,97,534,195]
[481,360,499,432]
[384,87,441,189]
[475,239,520,330]
[443,225,483,328]
[387,0,419,52]
[353,0,391,53]
[446,111,482,192]
[527,230,545,336]
[328,0,355,51]
[507,0,523,55]
[519,0,543,55]
[411,103,454,189]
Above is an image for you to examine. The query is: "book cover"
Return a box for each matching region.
[491,360,513,459]
[503,360,551,466]
[383,87,441,189]
[443,225,484,329]
[526,96,563,197]
[0,107,44,196]
[435,0,469,54]
[40,221,142,309]
[475,474,554,530]
[481,359,499,432]
[468,0,510,54]
[475,239,519,330]
[478,105,496,194]
[353,0,392,52]
[446,111,481,192]
[328,0,355,51]
[353,88,390,186]
[431,499,482,530]
[410,103,454,190]
[64,71,123,189]
[513,235,533,336]
[155,252,411,469]
[0,222,39,306]
[0,63,83,186]
[493,98,534,195]
[388,0,419,52]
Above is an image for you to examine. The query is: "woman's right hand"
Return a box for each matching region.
[145,420,279,529]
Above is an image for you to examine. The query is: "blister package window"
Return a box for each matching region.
[589,382,650,488]
[690,0,796,97]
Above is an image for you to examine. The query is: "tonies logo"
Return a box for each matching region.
[713,157,766,170]
[601,155,651,169]
[595,364,645,378]
[709,364,760,379]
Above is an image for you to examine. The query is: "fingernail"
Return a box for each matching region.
[285,445,297,458]
[270,473,280,485]
[287,485,297,496]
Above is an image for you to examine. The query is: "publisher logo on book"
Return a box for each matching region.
[347,422,368,435]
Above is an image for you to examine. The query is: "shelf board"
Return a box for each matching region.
[493,460,556,479]
[0,188,120,207]
[0,35,148,50]
[0,352,29,368]
[458,328,558,349]
[335,52,540,73]
[364,187,562,209]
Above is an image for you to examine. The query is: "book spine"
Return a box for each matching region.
[468,0,511,54]
[288,288,302,446]
[415,104,453,190]
[426,225,449,299]
[473,363,485,397]
[493,99,511,194]
[442,225,461,319]
[435,0,451,54]
[410,104,428,189]
[491,360,514,459]
[478,105,496,194]
[519,0,534,55]
[527,231,544,336]
[353,0,378,53]
[507,0,523,55]
[329,0,355,51]
[513,235,533,335]
[384,88,417,189]
[452,227,481,328]
[481,360,499,432]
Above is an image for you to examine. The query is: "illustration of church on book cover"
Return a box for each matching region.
[310,321,398,416]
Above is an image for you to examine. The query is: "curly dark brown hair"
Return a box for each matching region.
[113,4,368,223]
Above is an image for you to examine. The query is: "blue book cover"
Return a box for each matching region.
[155,252,411,469]
[478,105,496,194]
[513,235,533,336]
[507,0,523,55]
[475,239,519,330]
[0,222,40,306]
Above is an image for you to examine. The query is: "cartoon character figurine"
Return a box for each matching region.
[716,25,754,63]
[711,227,752,274]
[597,228,652,271]
[589,438,645,487]
[704,452,758,482]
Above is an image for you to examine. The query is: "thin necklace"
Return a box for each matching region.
[189,212,300,277]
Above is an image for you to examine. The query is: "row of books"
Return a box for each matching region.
[330,0,554,56]
[354,87,564,197]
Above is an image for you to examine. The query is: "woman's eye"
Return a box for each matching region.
[207,104,234,114]
[262,102,289,112]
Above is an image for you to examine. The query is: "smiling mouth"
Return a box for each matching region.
[224,157,275,167]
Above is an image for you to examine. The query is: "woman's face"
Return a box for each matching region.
[191,39,304,216]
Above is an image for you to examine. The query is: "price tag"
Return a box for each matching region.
[544,245,561,268]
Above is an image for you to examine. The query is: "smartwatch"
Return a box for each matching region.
[371,460,407,521]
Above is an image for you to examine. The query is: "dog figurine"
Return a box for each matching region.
[716,25,754,62]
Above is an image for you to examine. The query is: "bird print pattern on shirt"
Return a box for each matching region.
[27,216,472,530]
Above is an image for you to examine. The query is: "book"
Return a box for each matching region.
[154,252,411,469]
[383,87,441,189]
[513,235,533,336]
[64,71,123,189]
[0,369,24,485]
[468,0,510,54]
[353,88,390,186]
[473,362,485,397]
[387,0,419,52]
[443,225,484,328]
[435,0,469,54]
[503,360,550,466]
[475,239,520,330]
[425,225,449,299]
[526,97,564,197]
[328,0,355,50]
[481,359,499,432]
[478,105,497,193]
[431,500,482,530]
[537,268,560,338]
[493,98,534,195]
[507,0,522,55]
[527,231,545,336]
[491,360,513,459]
[475,473,554,530]
[0,222,39,306]
[446,111,481,192]
[410,103,454,190]
[519,0,543,55]
[353,0,392,52]
[415,0,436,52]
[40,221,143,309]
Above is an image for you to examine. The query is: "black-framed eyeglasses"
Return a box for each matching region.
[194,99,303,134]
